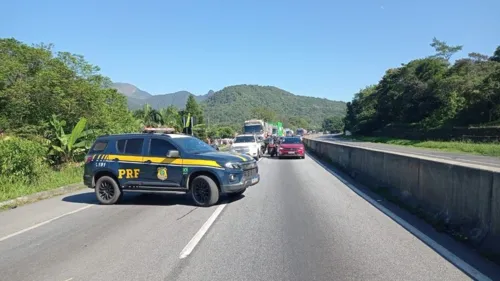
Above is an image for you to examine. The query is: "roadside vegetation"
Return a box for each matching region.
[1,37,326,201]
[0,38,235,201]
[341,38,500,152]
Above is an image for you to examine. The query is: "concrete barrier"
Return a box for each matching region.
[304,137,500,260]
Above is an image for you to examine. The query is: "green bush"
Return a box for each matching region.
[0,137,48,183]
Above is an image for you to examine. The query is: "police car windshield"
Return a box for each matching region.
[172,137,216,154]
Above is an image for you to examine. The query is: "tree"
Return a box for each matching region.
[134,104,162,127]
[251,107,276,122]
[344,38,500,136]
[207,127,220,138]
[0,38,138,136]
[218,127,235,138]
[490,46,500,62]
[286,116,309,129]
[185,94,203,125]
[159,105,181,130]
[430,37,463,61]
[477,66,500,122]
[322,116,344,133]
[192,124,207,139]
[47,115,93,164]
[468,52,490,62]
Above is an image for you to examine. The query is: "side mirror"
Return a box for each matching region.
[166,150,180,158]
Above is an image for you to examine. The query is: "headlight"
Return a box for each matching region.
[224,162,242,169]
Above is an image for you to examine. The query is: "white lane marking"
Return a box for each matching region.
[0,205,93,242]
[62,278,73,281]
[179,204,227,259]
[307,152,492,281]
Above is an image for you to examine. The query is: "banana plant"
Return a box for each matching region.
[48,115,93,163]
[159,107,181,130]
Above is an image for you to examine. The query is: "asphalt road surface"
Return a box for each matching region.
[317,134,500,169]
[1,154,499,281]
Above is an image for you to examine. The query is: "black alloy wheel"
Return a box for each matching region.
[191,175,219,207]
[95,176,122,205]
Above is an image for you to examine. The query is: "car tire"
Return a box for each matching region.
[95,176,122,205]
[191,175,220,207]
[228,188,246,197]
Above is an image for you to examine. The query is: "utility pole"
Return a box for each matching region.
[182,116,186,134]
[191,116,194,136]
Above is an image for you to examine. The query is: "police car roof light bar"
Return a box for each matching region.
[142,127,176,135]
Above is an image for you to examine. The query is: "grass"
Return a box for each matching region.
[342,135,500,157]
[0,164,83,202]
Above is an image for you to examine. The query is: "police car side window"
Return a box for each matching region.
[90,141,108,153]
[116,139,126,154]
[149,139,176,157]
[124,138,144,155]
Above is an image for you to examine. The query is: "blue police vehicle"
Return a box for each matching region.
[83,129,260,206]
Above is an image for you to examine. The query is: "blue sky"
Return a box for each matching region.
[1,0,499,102]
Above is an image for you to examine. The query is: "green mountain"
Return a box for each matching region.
[111,82,152,100]
[111,83,213,109]
[203,85,346,127]
[113,83,346,127]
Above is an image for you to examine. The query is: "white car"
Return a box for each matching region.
[230,134,262,160]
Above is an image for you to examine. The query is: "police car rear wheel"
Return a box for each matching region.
[191,175,219,207]
[95,176,122,205]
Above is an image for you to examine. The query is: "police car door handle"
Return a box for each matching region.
[112,158,119,161]
[144,160,152,164]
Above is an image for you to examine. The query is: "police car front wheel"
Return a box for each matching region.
[95,176,122,205]
[190,175,219,207]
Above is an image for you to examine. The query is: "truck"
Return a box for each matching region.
[243,119,269,139]
[296,128,307,136]
[268,121,284,137]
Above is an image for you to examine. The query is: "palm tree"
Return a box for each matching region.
[133,104,163,127]
[159,106,181,131]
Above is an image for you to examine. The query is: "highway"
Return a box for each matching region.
[317,135,500,168]
[1,154,499,281]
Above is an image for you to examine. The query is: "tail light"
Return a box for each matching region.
[85,155,93,164]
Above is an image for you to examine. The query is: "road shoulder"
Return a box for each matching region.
[0,188,95,239]
[0,182,85,211]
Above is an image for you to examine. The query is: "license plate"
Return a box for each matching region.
[288,151,295,154]
[251,177,258,184]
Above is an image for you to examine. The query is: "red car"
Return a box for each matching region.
[278,137,305,159]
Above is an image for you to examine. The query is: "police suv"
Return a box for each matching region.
[83,129,260,207]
